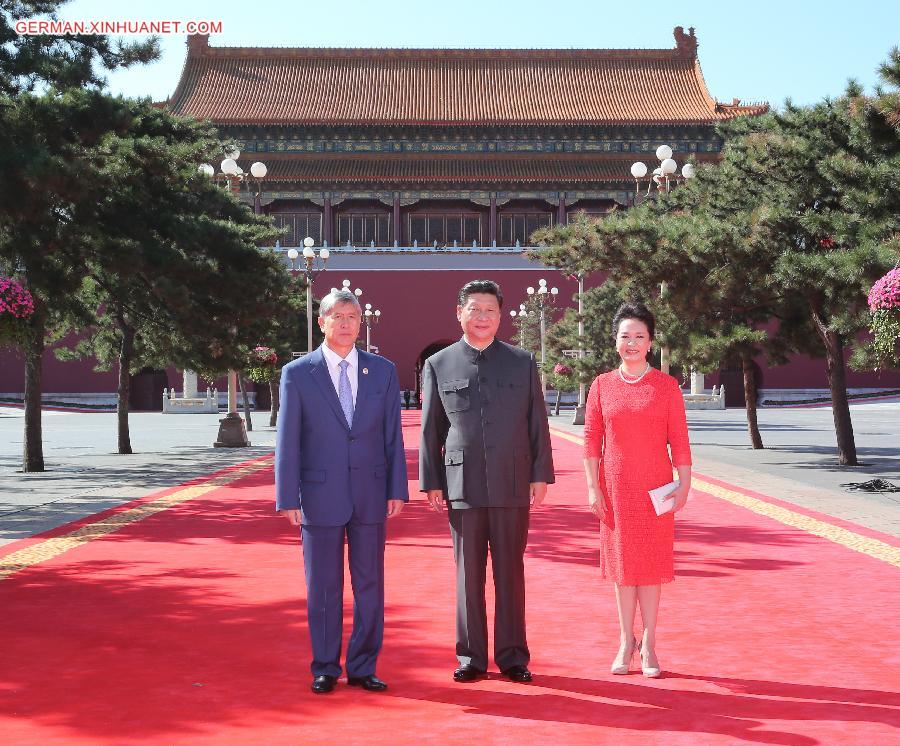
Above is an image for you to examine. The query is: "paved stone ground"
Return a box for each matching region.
[1,400,898,546]
[0,408,276,546]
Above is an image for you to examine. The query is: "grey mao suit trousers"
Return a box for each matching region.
[449,505,530,672]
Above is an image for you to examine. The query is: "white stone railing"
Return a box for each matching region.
[268,242,539,254]
[162,386,220,414]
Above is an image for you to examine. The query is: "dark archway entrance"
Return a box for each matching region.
[414,340,456,407]
[130,368,168,411]
[719,360,763,408]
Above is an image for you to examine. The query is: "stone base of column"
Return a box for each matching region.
[213,413,251,448]
[571,405,586,426]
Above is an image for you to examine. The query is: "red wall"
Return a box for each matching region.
[2,268,899,395]
[314,269,582,390]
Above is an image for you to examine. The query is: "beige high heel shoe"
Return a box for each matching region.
[638,639,661,678]
[610,636,638,675]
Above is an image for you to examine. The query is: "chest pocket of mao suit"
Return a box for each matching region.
[441,378,471,413]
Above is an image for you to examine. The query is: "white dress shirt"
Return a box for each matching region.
[321,343,359,406]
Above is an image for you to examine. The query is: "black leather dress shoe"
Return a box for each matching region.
[311,674,337,694]
[502,665,533,683]
[347,674,388,692]
[453,665,487,683]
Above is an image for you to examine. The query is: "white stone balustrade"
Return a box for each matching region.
[162,372,220,414]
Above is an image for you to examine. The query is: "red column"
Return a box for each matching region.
[489,196,497,246]
[393,196,401,246]
[323,197,333,246]
[557,194,566,226]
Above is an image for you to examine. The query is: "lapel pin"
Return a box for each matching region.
[362,368,369,375]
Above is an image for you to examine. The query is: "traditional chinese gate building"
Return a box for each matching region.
[164,27,776,397]
[3,28,896,405]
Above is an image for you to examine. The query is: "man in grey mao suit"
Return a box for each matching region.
[419,279,555,684]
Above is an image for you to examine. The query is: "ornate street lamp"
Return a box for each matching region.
[287,237,329,354]
[510,303,530,348]
[574,273,587,424]
[363,303,382,353]
[211,323,250,448]
[630,145,696,375]
[526,279,558,397]
[630,144,695,200]
[199,147,268,448]
[199,147,268,214]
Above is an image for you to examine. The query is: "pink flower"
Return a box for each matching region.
[251,345,278,365]
[0,277,34,320]
[868,268,900,312]
[554,363,574,376]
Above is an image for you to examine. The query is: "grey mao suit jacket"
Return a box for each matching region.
[419,339,555,509]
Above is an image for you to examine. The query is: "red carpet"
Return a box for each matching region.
[1,412,898,744]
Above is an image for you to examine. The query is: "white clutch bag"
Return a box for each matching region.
[648,480,679,516]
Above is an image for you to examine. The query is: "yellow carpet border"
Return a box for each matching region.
[0,457,274,582]
[6,429,898,582]
[548,428,900,569]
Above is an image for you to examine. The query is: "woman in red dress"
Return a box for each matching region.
[582,302,692,678]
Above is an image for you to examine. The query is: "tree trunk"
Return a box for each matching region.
[824,331,858,466]
[811,308,858,465]
[239,373,253,431]
[269,373,280,427]
[116,310,135,455]
[742,353,764,449]
[23,307,46,472]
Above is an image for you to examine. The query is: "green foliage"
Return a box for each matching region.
[533,50,900,460]
[0,314,27,346]
[36,99,291,384]
[0,1,159,95]
[542,281,633,382]
[869,309,900,366]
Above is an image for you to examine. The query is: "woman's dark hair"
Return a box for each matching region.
[612,301,655,339]
[458,279,503,308]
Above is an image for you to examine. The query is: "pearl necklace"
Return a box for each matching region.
[618,362,651,384]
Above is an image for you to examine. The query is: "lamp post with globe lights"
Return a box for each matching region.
[330,278,363,300]
[363,304,382,353]
[630,145,696,375]
[287,237,330,354]
[198,147,269,215]
[526,279,559,397]
[199,147,269,447]
[573,273,587,424]
[211,324,251,448]
[629,144,695,201]
[510,303,530,348]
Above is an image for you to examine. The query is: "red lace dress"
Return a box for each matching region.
[583,368,692,585]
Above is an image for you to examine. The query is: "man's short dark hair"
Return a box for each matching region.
[458,280,503,308]
[612,301,655,339]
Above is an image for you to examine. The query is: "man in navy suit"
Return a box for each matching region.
[276,289,409,694]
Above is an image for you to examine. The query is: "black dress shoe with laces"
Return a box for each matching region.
[347,674,388,692]
[453,664,487,683]
[311,674,337,694]
[501,665,533,683]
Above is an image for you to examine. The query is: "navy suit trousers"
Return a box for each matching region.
[301,518,385,678]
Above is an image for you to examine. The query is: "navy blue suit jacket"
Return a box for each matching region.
[275,345,409,525]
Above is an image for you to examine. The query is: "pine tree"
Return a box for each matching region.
[0,2,158,470]
[58,102,292,453]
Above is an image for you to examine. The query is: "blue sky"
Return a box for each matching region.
[51,0,900,107]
